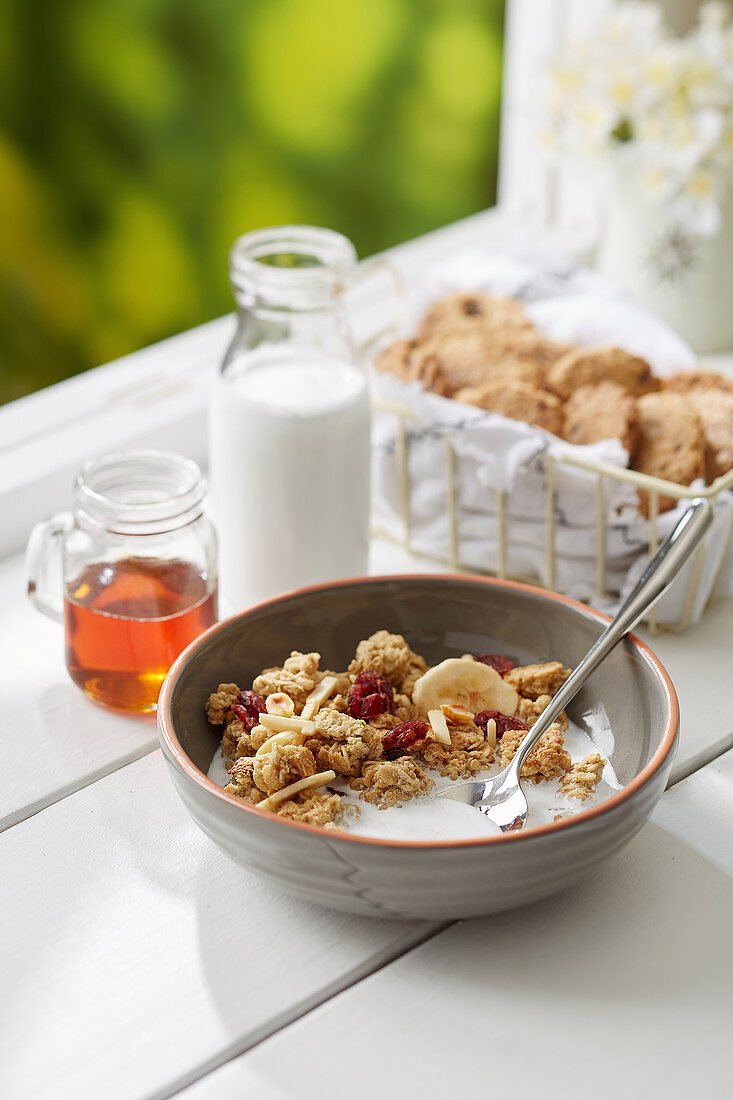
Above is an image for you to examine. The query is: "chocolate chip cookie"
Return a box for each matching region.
[417,292,532,340]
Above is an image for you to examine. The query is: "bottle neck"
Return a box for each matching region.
[223,225,360,378]
[228,224,357,312]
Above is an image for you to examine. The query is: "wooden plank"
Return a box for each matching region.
[653,747,733,877]
[0,552,155,832]
[180,750,733,1100]
[636,594,733,787]
[4,686,726,1100]
[0,751,432,1100]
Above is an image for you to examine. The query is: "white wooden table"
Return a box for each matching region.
[1,210,732,1100]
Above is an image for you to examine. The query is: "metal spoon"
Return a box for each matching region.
[438,497,713,831]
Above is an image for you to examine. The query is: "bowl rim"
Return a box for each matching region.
[158,573,679,849]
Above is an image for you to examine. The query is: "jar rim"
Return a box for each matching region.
[229,224,357,306]
[75,449,206,534]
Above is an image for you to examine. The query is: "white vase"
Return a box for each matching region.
[596,173,733,354]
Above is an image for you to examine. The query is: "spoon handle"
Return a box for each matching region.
[508,497,713,778]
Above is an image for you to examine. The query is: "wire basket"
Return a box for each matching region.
[371,398,733,634]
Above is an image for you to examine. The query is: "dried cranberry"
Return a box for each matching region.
[474,653,514,676]
[348,671,393,719]
[382,719,430,759]
[231,690,266,731]
[474,710,528,740]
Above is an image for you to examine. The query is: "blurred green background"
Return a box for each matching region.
[0,0,504,404]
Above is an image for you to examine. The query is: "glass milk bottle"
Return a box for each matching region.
[209,225,371,613]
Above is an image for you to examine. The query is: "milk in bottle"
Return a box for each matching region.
[208,226,370,612]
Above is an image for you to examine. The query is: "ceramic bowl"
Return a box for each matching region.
[158,575,678,920]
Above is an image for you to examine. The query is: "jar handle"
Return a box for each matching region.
[25,513,73,623]
[348,257,406,358]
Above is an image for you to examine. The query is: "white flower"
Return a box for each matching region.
[543,0,733,238]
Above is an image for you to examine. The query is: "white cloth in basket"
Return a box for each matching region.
[371,249,733,625]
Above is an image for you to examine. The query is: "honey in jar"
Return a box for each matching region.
[26,450,218,714]
[65,557,217,712]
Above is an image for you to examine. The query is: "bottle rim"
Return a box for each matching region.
[74,449,206,534]
[229,224,358,307]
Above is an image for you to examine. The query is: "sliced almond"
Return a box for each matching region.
[440,702,474,725]
[427,708,452,746]
[259,713,316,735]
[257,770,337,812]
[255,730,306,756]
[301,675,338,721]
[265,692,295,717]
[485,718,497,750]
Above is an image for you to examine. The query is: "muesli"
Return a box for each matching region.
[206,630,619,838]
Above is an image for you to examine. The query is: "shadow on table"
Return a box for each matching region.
[190,837,429,1042]
[190,818,733,1056]
[416,821,733,1002]
[233,824,733,1100]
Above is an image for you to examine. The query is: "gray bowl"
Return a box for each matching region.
[158,575,678,919]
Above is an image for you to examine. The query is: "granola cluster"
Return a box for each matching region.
[205,632,606,830]
[498,722,571,783]
[351,758,432,808]
[558,753,606,800]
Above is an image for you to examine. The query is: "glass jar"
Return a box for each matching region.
[26,450,218,713]
[208,224,372,613]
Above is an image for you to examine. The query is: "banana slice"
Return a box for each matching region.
[412,657,518,716]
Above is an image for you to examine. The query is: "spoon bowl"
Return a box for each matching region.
[439,769,530,831]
